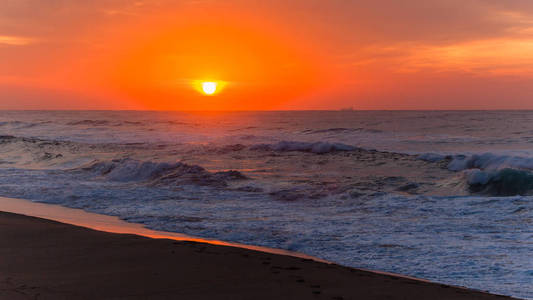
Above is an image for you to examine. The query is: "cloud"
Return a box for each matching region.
[0,35,34,46]
[400,38,533,75]
[345,37,533,77]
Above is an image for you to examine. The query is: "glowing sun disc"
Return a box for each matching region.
[202,82,217,95]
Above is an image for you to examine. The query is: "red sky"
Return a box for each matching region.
[2,0,533,110]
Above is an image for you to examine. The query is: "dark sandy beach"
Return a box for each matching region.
[0,211,518,300]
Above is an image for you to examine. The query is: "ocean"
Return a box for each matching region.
[0,110,532,299]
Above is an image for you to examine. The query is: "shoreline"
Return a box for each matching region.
[0,196,461,284]
[0,196,325,262]
[0,197,521,299]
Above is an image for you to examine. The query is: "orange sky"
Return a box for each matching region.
[2,0,533,110]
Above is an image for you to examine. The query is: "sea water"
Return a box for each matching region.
[0,110,532,298]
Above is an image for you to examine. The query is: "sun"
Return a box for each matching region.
[192,80,227,95]
[202,82,217,95]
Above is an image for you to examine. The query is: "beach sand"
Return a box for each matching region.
[0,212,517,300]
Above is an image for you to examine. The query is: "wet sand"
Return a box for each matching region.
[0,211,518,300]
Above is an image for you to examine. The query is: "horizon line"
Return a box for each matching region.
[2,109,533,112]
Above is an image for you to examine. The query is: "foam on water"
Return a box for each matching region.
[1,110,532,299]
[448,153,533,172]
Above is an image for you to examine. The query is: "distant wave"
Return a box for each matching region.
[0,121,24,126]
[250,141,357,154]
[200,140,358,154]
[67,120,120,126]
[302,127,382,134]
[0,135,17,140]
[0,120,50,129]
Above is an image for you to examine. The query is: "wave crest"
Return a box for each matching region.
[448,153,533,172]
[466,168,533,196]
[77,159,248,187]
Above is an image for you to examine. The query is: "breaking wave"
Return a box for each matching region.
[75,158,248,187]
[448,153,533,172]
[418,152,533,196]
[465,168,533,196]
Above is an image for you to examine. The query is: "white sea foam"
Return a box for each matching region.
[464,169,492,185]
[448,153,533,171]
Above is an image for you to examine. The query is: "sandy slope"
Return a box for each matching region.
[0,212,517,300]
